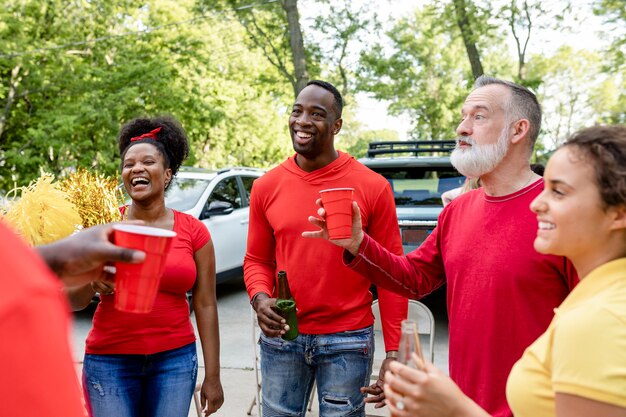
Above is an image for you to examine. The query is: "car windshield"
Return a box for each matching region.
[165,177,212,211]
[372,167,465,206]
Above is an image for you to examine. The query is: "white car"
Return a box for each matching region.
[165,166,265,284]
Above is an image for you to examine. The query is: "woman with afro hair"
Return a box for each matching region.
[68,116,224,417]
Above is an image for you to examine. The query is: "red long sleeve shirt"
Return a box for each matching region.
[244,152,407,350]
[347,179,578,417]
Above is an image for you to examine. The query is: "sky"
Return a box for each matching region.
[302,0,608,140]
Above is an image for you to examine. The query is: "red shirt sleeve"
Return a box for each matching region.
[243,180,277,300]
[347,227,446,301]
[364,183,408,351]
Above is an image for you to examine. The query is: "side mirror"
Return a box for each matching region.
[201,200,234,219]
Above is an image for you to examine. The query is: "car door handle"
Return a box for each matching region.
[240,220,249,225]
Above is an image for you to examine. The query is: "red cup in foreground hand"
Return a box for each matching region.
[112,224,177,313]
[319,187,355,239]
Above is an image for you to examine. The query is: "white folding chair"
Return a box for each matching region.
[370,299,435,380]
[192,383,203,417]
[247,307,263,416]
[364,299,435,417]
[407,299,435,362]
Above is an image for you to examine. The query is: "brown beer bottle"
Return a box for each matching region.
[275,270,298,341]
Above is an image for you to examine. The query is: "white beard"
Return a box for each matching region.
[450,128,510,178]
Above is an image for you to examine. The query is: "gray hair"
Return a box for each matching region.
[473,76,542,150]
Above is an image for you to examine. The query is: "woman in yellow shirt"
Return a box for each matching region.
[383,125,626,417]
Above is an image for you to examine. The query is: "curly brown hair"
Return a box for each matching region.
[564,125,626,209]
[118,116,189,185]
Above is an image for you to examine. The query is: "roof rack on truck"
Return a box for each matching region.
[366,140,456,158]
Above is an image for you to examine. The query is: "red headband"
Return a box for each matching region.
[130,127,161,142]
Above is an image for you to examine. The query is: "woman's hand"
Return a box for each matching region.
[90,277,115,296]
[302,199,364,256]
[199,375,224,416]
[384,354,489,417]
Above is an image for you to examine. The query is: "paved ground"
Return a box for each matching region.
[71,280,449,417]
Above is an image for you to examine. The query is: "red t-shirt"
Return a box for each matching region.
[244,151,407,350]
[0,221,86,417]
[349,179,578,417]
[86,210,210,354]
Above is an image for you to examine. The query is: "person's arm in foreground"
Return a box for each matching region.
[555,394,626,417]
[37,222,145,287]
[384,354,626,417]
[193,239,224,416]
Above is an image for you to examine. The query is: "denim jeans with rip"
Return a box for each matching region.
[260,326,374,417]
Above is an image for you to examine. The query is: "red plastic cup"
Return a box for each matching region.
[112,224,177,313]
[319,188,354,239]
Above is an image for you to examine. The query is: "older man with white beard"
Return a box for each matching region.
[304,75,579,417]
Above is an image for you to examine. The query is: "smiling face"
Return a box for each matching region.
[530,147,614,261]
[451,84,512,177]
[288,84,342,161]
[121,143,172,202]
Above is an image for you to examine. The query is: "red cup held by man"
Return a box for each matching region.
[319,188,354,239]
[112,224,176,313]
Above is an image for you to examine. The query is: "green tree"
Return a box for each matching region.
[527,46,608,149]
[0,0,292,191]
[204,0,311,97]
[338,127,399,159]
[0,0,150,188]
[592,0,625,124]
[452,0,485,79]
[357,5,476,140]
[307,0,381,96]
[593,0,626,70]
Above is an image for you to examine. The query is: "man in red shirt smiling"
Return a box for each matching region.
[244,80,407,416]
[306,76,579,417]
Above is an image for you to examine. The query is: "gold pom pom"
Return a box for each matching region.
[1,174,82,245]
[59,168,124,228]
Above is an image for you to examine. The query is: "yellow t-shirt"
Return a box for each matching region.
[506,258,626,417]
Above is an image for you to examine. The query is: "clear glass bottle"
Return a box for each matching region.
[275,270,298,340]
[397,319,424,368]
[392,319,425,417]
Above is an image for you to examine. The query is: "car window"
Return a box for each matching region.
[165,177,212,211]
[372,167,465,206]
[208,176,242,209]
[240,176,258,204]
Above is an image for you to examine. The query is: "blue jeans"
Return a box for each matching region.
[260,326,374,417]
[82,342,198,417]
